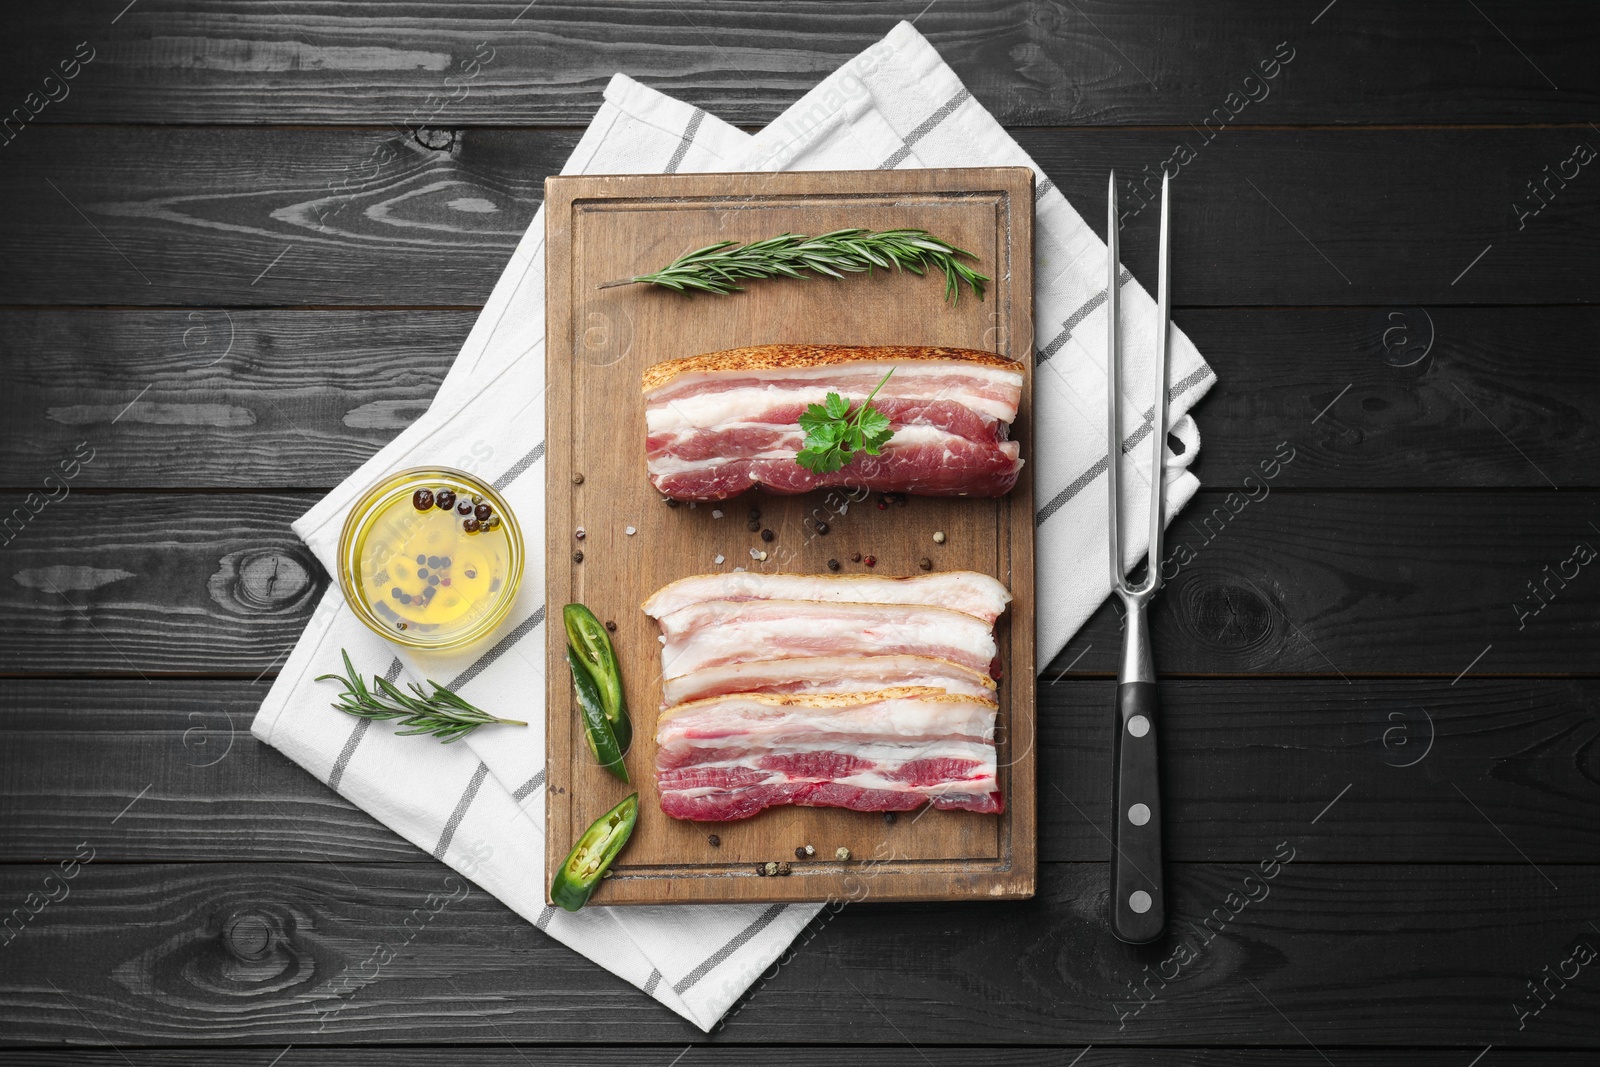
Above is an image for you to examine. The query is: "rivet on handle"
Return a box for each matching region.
[1128,803,1151,826]
[1129,890,1153,914]
[1127,714,1150,737]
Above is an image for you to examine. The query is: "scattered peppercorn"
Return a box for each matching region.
[827,559,841,572]
[863,555,877,567]
[764,861,779,876]
[760,528,774,542]
[412,488,434,510]
[748,508,761,521]
[835,847,851,861]
[851,552,862,562]
[418,567,429,579]
[572,473,585,485]
[932,530,946,544]
[474,503,492,521]
[815,520,830,535]
[427,555,442,569]
[471,494,483,505]
[391,587,403,599]
[777,862,792,876]
[755,864,768,876]
[919,557,933,571]
[574,527,586,540]
[441,557,452,568]
[665,498,680,508]
[416,554,426,565]
[463,518,481,534]
[802,844,815,856]
[877,500,887,510]
[456,500,473,515]
[883,812,896,825]
[708,834,720,847]
[428,574,440,586]
[747,519,761,532]
[485,515,501,530]
[795,846,808,860]
[435,489,456,510]
[572,550,584,562]
[605,620,617,632]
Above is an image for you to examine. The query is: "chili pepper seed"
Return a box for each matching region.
[933,530,946,544]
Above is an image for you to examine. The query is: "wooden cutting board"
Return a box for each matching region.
[543,167,1035,904]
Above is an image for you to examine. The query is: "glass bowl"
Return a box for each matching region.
[336,466,524,651]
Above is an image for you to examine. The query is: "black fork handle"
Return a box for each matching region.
[1110,680,1165,943]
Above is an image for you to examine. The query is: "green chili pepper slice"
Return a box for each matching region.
[563,603,631,752]
[551,792,638,911]
[568,648,628,783]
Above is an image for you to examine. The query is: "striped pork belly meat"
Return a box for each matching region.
[655,688,1004,821]
[642,570,1013,624]
[659,653,997,706]
[657,599,998,679]
[645,570,1012,822]
[642,344,1025,501]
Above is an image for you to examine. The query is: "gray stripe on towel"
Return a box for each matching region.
[665,108,705,174]
[643,969,663,997]
[493,441,545,491]
[1035,269,1132,366]
[447,605,546,691]
[326,657,402,791]
[511,770,546,802]
[433,761,490,860]
[877,87,972,169]
[672,904,789,994]
[1034,365,1214,527]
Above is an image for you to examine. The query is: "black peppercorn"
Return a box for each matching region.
[760,528,774,542]
[851,552,862,563]
[884,811,896,825]
[605,620,617,632]
[827,559,841,572]
[435,489,456,510]
[815,520,829,535]
[919,557,933,571]
[572,473,585,485]
[777,862,792,876]
[572,550,584,562]
[456,500,473,515]
[747,519,761,532]
[412,488,434,510]
[463,518,480,533]
[755,864,768,876]
[748,508,761,521]
[474,503,491,521]
[794,846,808,860]
[708,834,720,847]
[427,555,441,569]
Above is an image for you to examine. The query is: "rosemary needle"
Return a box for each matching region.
[597,228,989,305]
[316,649,527,744]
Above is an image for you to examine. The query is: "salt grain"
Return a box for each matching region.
[714,554,725,564]
[625,525,637,536]
[712,509,723,518]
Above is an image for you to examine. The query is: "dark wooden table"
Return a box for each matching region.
[3,3,1598,1063]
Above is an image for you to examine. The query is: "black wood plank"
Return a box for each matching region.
[0,1052,1594,1065]
[3,677,1595,865]
[0,861,1593,1045]
[6,307,1597,491]
[3,127,1597,307]
[5,1,1596,126]
[1,490,1595,676]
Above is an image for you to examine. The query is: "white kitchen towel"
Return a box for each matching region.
[253,20,1215,1033]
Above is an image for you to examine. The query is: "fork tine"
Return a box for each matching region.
[1106,171,1125,595]
[1141,170,1172,595]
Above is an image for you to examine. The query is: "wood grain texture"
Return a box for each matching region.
[6,307,1597,491]
[1,1054,1594,1067]
[6,1,1596,126]
[1,861,1594,1045]
[543,168,1036,904]
[4,678,1596,865]
[4,127,1598,307]
[3,489,1595,677]
[0,492,325,675]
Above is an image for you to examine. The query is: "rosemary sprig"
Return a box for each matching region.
[316,649,527,744]
[598,228,989,305]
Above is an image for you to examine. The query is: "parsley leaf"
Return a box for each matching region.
[794,368,896,474]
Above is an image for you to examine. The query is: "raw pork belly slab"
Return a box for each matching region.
[642,570,1013,624]
[642,344,1025,501]
[659,653,996,707]
[645,570,1013,822]
[655,688,1004,821]
[657,599,998,678]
